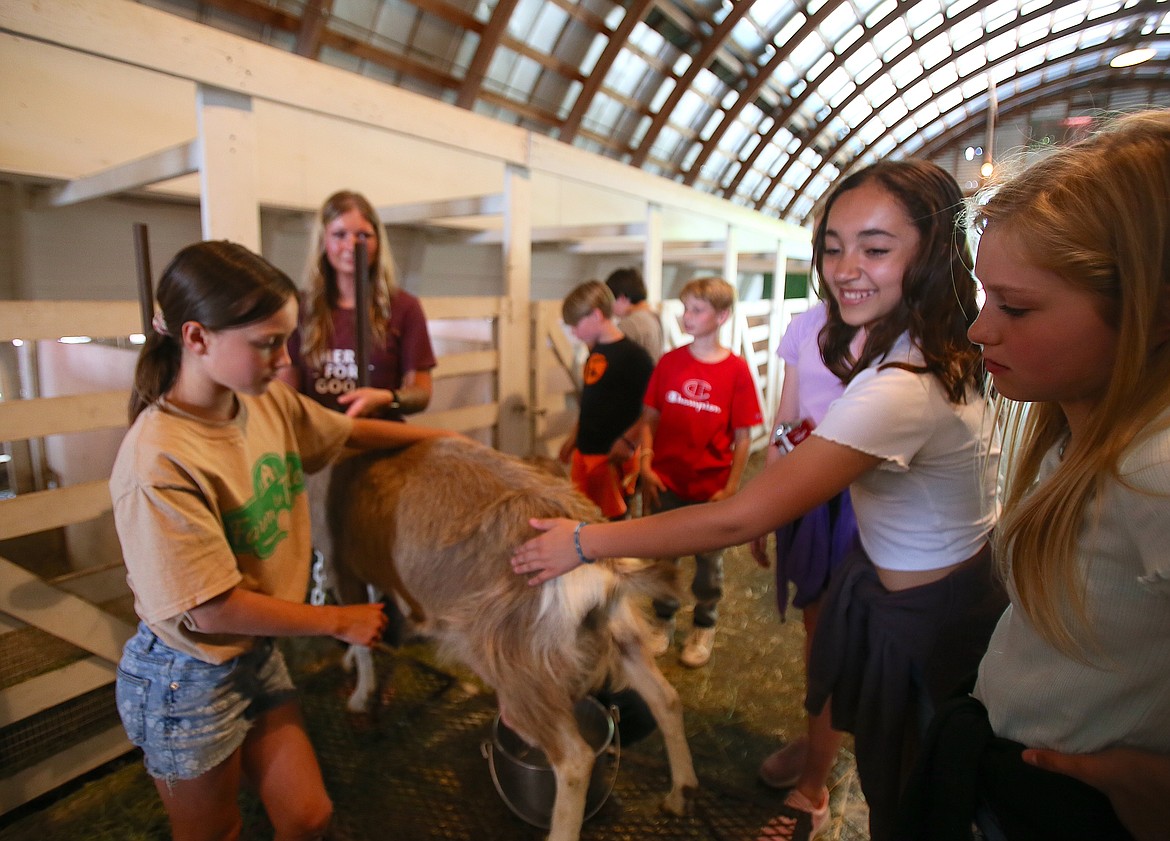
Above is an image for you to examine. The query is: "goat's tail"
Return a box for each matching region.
[606,556,680,604]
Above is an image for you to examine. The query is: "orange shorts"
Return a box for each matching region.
[571,451,639,519]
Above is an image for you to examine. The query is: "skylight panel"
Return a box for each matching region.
[837,24,866,52]
[918,31,951,70]
[608,50,650,99]
[946,0,981,17]
[879,97,909,126]
[1052,2,1089,32]
[950,17,985,51]
[506,0,544,40]
[903,0,940,33]
[955,49,985,77]
[913,12,946,40]
[870,17,909,56]
[828,77,857,109]
[791,31,827,73]
[807,49,836,81]
[527,2,567,51]
[902,77,933,109]
[1016,17,1050,47]
[844,42,881,78]
[631,20,665,54]
[1015,45,1046,72]
[694,66,724,97]
[915,100,940,126]
[984,30,1018,62]
[865,0,899,29]
[982,0,1020,31]
[935,86,964,113]
[863,73,897,104]
[892,118,917,142]
[871,135,896,158]
[648,76,675,112]
[840,97,873,126]
[673,88,707,128]
[889,55,923,86]
[584,93,623,133]
[820,3,860,43]
[774,12,809,49]
[738,167,763,197]
[730,18,764,53]
[961,75,989,100]
[1086,1,1124,21]
[699,109,723,141]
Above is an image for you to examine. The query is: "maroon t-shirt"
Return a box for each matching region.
[287,289,436,419]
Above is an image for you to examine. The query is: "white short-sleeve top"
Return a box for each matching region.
[813,333,999,572]
[974,424,1170,753]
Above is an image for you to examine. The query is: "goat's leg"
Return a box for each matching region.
[616,641,699,815]
[330,555,381,713]
[502,702,594,841]
[545,727,595,841]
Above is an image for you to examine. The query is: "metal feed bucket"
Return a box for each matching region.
[482,697,619,828]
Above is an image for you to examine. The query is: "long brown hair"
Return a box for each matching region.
[129,241,297,422]
[813,159,982,405]
[976,111,1170,657]
[301,190,397,366]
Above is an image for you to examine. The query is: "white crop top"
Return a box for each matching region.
[814,333,999,572]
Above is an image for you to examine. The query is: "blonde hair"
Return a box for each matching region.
[679,276,736,313]
[975,110,1170,657]
[301,190,398,367]
[562,280,614,325]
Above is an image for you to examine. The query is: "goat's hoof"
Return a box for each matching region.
[345,694,374,714]
[660,785,696,816]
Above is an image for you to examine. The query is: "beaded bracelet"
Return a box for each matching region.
[573,521,595,565]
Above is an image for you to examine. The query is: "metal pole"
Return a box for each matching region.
[133,223,154,335]
[353,239,370,388]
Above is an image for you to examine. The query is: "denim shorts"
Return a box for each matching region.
[116,623,296,783]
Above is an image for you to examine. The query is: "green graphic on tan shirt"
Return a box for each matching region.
[222,452,306,559]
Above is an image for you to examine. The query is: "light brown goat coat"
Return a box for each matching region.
[325,437,698,841]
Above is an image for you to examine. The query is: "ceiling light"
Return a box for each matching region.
[1111,47,1156,68]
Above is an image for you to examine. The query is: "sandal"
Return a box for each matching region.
[754,787,830,841]
[758,736,809,789]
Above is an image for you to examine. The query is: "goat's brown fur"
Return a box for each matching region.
[324,437,698,841]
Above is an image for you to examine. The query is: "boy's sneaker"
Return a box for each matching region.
[680,626,716,668]
[646,617,675,656]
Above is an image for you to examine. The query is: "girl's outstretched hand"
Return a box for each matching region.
[1023,746,1170,841]
[338,386,394,418]
[511,518,581,585]
[333,602,389,647]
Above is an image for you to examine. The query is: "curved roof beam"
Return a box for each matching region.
[678,0,846,187]
[760,0,1147,217]
[912,64,1170,160]
[768,2,1151,220]
[783,37,1166,224]
[628,3,751,168]
[559,0,656,143]
[456,0,521,109]
[720,0,998,201]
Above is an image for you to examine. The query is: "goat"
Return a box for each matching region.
[323,436,699,841]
